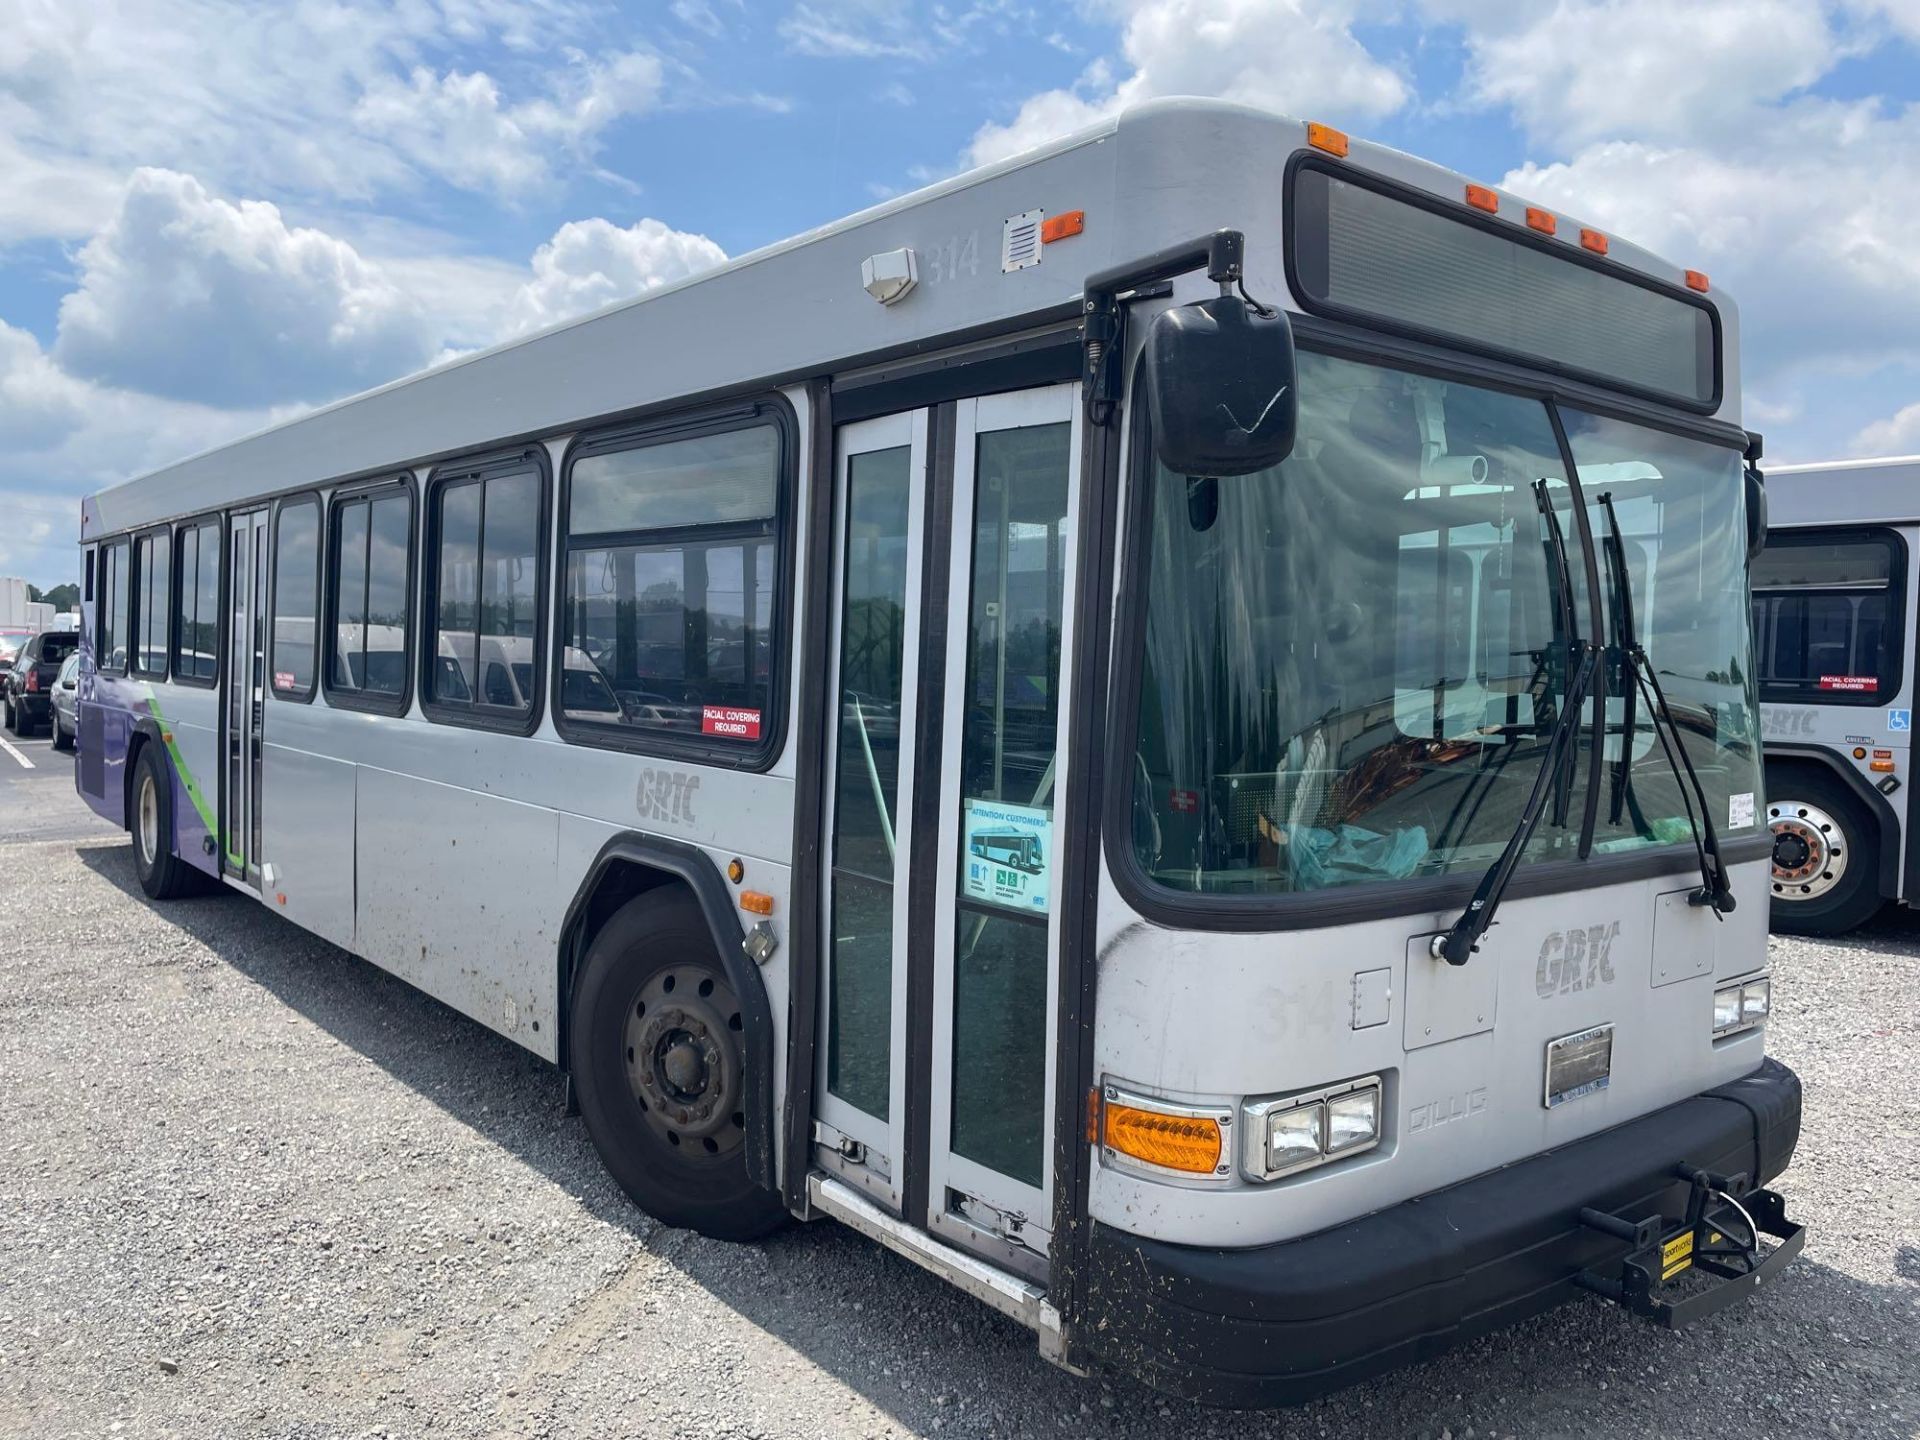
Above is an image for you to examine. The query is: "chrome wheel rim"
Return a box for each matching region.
[1769,799,1846,902]
[137,772,160,867]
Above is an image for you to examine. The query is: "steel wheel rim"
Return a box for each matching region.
[623,964,746,1161]
[1769,799,1846,901]
[137,772,160,867]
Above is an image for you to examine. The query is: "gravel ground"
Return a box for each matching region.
[0,834,1914,1440]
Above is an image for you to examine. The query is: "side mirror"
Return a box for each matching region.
[1744,466,1768,563]
[1144,295,1298,477]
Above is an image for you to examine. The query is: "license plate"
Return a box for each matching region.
[1661,1230,1695,1280]
[1544,1023,1614,1107]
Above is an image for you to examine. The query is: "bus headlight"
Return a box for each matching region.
[1713,977,1769,1037]
[1243,1076,1382,1182]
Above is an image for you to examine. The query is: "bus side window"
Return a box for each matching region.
[173,520,222,684]
[325,482,413,711]
[1751,530,1902,704]
[558,411,788,761]
[424,458,544,727]
[98,539,130,674]
[270,496,322,700]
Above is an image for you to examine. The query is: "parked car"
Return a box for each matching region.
[0,626,32,669]
[3,630,80,736]
[48,651,80,752]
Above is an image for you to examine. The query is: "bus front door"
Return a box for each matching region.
[223,508,268,887]
[818,385,1080,1280]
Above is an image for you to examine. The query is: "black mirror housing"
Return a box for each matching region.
[1145,294,1298,477]
[1744,466,1768,563]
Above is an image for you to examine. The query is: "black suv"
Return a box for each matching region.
[3,631,80,736]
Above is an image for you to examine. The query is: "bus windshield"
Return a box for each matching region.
[1127,349,1762,896]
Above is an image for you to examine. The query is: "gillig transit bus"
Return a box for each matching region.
[73,100,1802,1405]
[1754,454,1920,934]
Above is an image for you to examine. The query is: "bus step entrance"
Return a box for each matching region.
[1572,1165,1805,1329]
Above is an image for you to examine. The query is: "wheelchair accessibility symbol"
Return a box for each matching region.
[1890,708,1912,733]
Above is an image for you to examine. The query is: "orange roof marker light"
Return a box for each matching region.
[1685,269,1711,293]
[1580,227,1610,255]
[1306,122,1350,158]
[1040,210,1085,244]
[1525,207,1557,236]
[1465,183,1500,213]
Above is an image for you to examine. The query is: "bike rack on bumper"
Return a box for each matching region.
[1573,1162,1806,1328]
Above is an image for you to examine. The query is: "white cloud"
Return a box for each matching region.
[781,0,934,60]
[965,0,1408,167]
[506,217,728,335]
[1435,0,1846,149]
[53,169,437,408]
[1504,98,1920,401]
[352,50,665,196]
[0,319,279,580]
[1852,401,1920,457]
[0,1,667,241]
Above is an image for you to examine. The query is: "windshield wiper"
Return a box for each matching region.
[1430,482,1596,967]
[1596,492,1736,915]
[1431,639,1597,966]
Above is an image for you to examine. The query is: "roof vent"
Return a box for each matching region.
[1002,210,1043,273]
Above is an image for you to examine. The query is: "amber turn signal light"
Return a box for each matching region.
[1103,1097,1224,1176]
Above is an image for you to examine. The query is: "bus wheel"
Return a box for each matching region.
[130,743,197,901]
[569,888,787,1242]
[1766,768,1880,935]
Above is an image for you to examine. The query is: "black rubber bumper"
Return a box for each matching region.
[1081,1058,1802,1408]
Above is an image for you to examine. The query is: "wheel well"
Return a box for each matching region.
[556,858,691,1073]
[121,729,151,833]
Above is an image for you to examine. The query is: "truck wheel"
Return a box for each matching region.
[130,743,198,900]
[1767,767,1881,935]
[569,887,787,1242]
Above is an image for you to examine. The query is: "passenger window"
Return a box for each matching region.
[98,540,130,673]
[427,463,543,722]
[560,420,784,754]
[328,486,412,706]
[1751,531,1903,705]
[133,530,171,678]
[271,498,321,699]
[173,520,222,683]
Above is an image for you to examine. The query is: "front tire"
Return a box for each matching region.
[1767,765,1881,935]
[130,742,197,900]
[569,888,786,1241]
[52,714,72,752]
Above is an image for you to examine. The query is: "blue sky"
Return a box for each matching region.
[3,0,1918,590]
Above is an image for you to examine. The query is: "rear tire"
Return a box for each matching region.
[3,694,17,734]
[569,887,787,1242]
[130,742,198,900]
[1766,765,1881,935]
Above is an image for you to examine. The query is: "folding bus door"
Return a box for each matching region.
[814,385,1080,1282]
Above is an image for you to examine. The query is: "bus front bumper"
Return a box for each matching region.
[1079,1058,1802,1408]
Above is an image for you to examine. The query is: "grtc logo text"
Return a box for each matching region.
[1536,921,1619,998]
[635,767,701,826]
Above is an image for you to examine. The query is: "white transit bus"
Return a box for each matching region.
[1756,454,1920,934]
[74,100,1802,1404]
